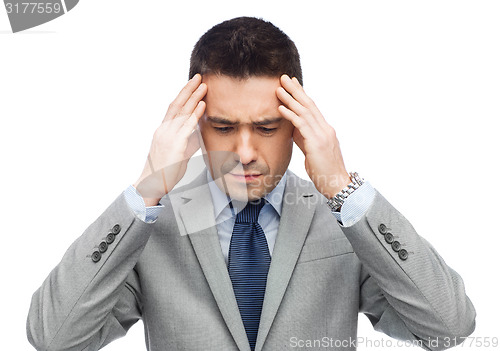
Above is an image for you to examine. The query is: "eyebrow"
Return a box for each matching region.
[207,116,283,126]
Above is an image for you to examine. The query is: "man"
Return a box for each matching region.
[27,16,476,351]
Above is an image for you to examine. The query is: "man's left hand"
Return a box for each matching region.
[276,74,351,199]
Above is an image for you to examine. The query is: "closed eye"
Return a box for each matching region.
[213,126,277,135]
[214,126,233,134]
[258,127,277,134]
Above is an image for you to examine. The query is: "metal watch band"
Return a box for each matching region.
[326,172,365,212]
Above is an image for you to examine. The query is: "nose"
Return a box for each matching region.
[235,129,258,165]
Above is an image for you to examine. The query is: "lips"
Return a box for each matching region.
[229,173,262,182]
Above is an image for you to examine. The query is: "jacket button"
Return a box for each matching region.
[91,251,101,263]
[98,241,108,253]
[391,241,401,252]
[398,249,408,260]
[111,224,121,235]
[384,233,394,244]
[106,233,115,244]
[378,223,388,235]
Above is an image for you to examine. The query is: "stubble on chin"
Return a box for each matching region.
[217,173,284,202]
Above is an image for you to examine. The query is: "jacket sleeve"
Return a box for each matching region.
[26,192,157,351]
[339,189,476,351]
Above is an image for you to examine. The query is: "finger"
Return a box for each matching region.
[280,74,315,109]
[179,82,207,117]
[291,77,306,92]
[185,128,201,159]
[163,74,202,122]
[179,100,206,136]
[278,104,316,140]
[285,75,331,130]
[276,86,308,116]
[292,127,306,154]
[276,86,323,131]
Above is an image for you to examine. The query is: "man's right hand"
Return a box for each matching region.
[133,73,207,206]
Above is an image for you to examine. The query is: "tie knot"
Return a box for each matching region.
[235,199,266,223]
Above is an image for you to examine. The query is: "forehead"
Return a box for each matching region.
[202,74,282,122]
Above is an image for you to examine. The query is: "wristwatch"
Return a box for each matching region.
[326,172,365,212]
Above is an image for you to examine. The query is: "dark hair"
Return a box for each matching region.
[189,16,303,85]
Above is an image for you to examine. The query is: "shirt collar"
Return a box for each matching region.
[206,169,287,219]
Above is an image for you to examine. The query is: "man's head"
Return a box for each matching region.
[190,17,302,201]
[189,16,302,85]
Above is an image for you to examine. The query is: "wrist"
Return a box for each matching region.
[326,172,365,212]
[131,182,162,207]
[144,198,162,207]
[133,171,168,201]
[319,172,351,199]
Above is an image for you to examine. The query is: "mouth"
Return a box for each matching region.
[229,173,263,183]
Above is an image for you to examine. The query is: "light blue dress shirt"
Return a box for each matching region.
[206,170,286,264]
[123,170,376,263]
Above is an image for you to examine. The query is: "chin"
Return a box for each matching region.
[246,189,266,201]
[217,175,267,202]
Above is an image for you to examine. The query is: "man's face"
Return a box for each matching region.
[199,74,294,201]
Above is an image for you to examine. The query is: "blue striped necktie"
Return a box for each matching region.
[228,199,270,351]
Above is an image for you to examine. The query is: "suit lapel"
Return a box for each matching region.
[175,172,251,351]
[254,172,318,351]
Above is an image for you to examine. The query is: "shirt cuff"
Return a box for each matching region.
[331,181,376,226]
[123,184,164,223]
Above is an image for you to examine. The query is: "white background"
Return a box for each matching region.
[1,1,499,350]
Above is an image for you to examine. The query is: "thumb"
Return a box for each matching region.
[292,128,306,154]
[185,129,201,159]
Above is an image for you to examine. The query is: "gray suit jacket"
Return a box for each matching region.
[27,170,476,351]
